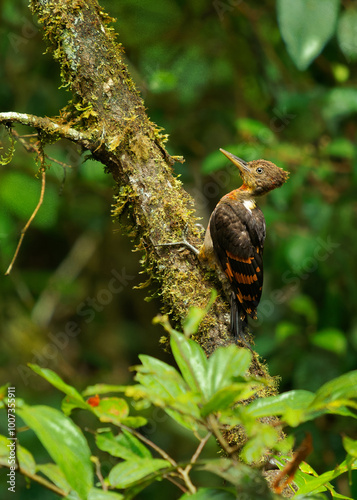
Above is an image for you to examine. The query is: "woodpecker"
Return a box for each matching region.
[198,149,289,339]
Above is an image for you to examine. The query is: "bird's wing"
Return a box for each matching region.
[209,200,266,319]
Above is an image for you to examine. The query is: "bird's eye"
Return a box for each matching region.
[256,167,263,174]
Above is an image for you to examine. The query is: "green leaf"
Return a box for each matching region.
[241,425,281,464]
[201,384,256,418]
[29,364,89,412]
[170,329,209,396]
[179,488,237,500]
[245,390,315,424]
[277,0,339,70]
[120,416,147,428]
[18,405,92,499]
[337,9,357,62]
[108,458,170,488]
[295,458,357,496]
[324,88,357,124]
[92,397,130,426]
[311,328,347,355]
[61,395,90,416]
[134,354,189,402]
[274,459,330,498]
[198,459,271,497]
[295,496,331,500]
[183,291,217,336]
[36,463,72,495]
[88,489,124,500]
[343,436,357,457]
[293,492,329,499]
[82,384,126,397]
[183,307,207,336]
[329,493,355,500]
[131,355,201,429]
[96,430,152,460]
[311,371,357,409]
[199,346,255,416]
[206,345,252,397]
[135,354,187,392]
[0,435,36,476]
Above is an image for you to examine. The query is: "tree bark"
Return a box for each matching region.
[1,0,277,398]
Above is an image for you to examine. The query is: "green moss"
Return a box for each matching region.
[112,185,137,219]
[0,126,16,166]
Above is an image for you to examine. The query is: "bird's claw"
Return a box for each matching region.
[156,224,200,255]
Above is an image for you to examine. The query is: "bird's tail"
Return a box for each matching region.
[230,292,249,341]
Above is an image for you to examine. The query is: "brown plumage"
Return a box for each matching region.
[199,149,289,339]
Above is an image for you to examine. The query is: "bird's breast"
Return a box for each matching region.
[243,199,256,214]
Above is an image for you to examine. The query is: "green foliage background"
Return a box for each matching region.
[0,0,357,498]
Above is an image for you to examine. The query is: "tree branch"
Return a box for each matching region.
[0,112,91,146]
[0,462,67,497]
[5,169,46,275]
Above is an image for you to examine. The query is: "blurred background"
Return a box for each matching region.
[0,0,356,498]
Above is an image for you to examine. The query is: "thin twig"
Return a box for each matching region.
[0,112,90,145]
[47,155,72,169]
[206,415,239,458]
[273,433,313,494]
[10,128,71,197]
[5,170,46,275]
[0,462,67,497]
[91,456,108,491]
[163,474,188,493]
[190,432,212,465]
[119,423,178,468]
[22,468,67,496]
[9,129,72,172]
[119,423,197,493]
[10,129,40,154]
[10,130,72,170]
[178,431,212,494]
[176,466,196,494]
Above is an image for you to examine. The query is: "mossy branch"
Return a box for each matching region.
[0,112,91,145]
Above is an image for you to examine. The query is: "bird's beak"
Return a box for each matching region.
[219,148,250,172]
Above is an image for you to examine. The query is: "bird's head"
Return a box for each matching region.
[220,148,289,195]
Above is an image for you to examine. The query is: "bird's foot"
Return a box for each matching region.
[234,328,253,351]
[156,224,200,256]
